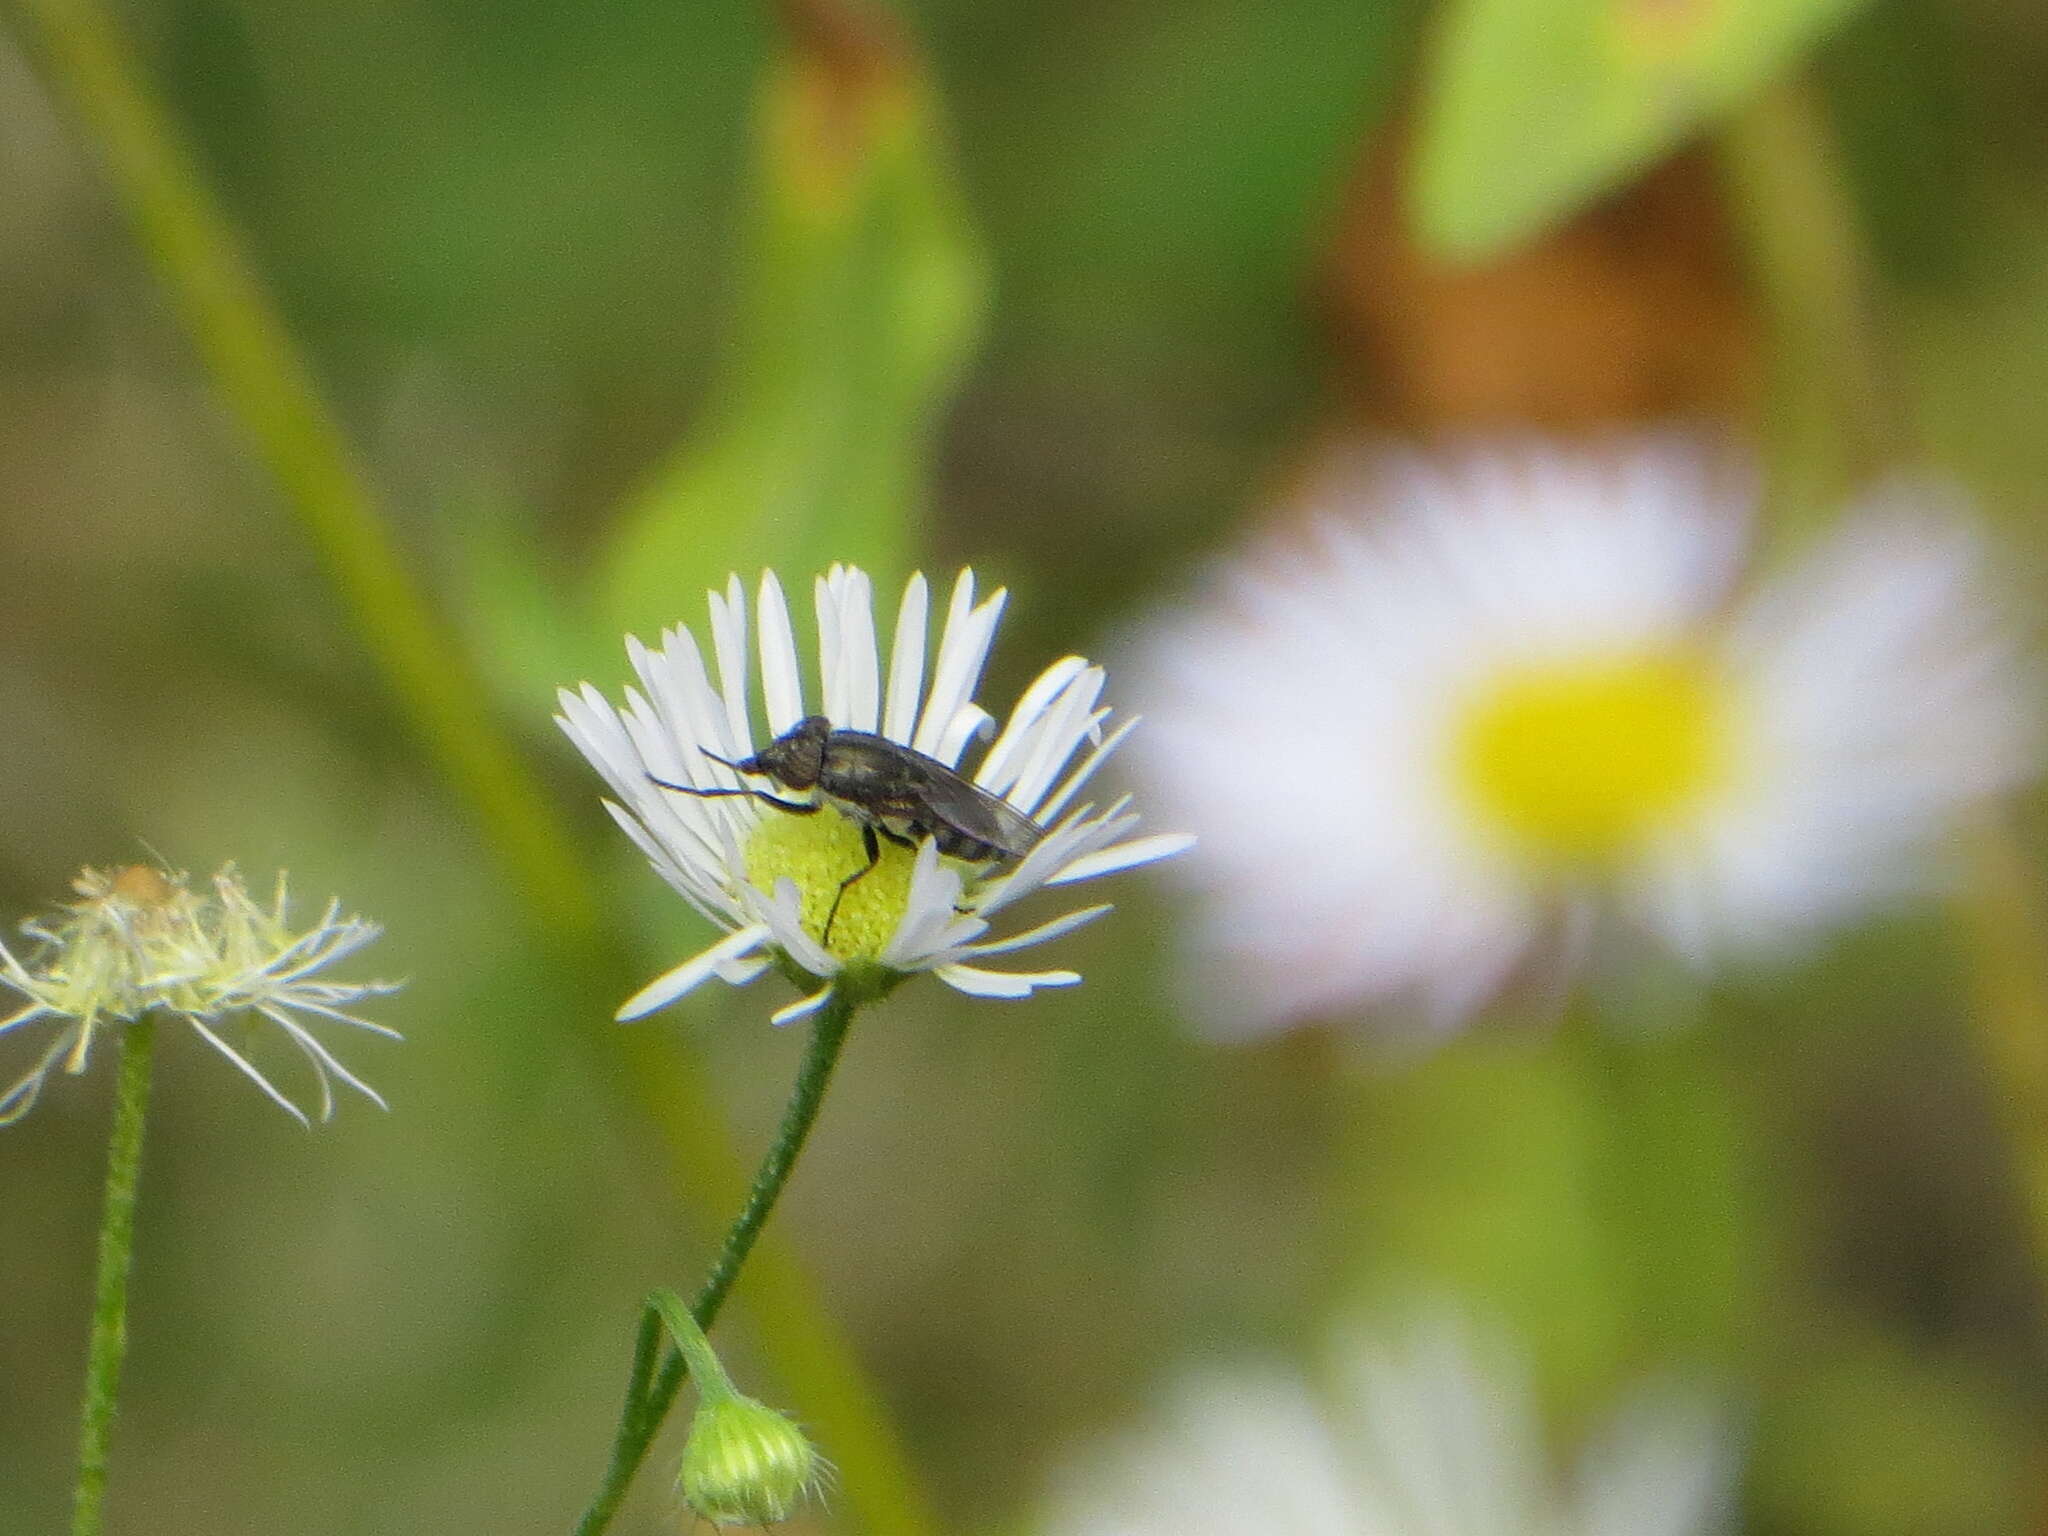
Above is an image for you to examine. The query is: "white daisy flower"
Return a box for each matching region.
[557,566,1191,1024]
[1038,1312,1730,1536]
[1132,441,2036,1036]
[0,863,398,1125]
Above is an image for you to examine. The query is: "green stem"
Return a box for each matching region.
[7,0,597,945]
[70,1017,158,1536]
[646,1289,738,1401]
[575,992,857,1536]
[1716,77,1905,533]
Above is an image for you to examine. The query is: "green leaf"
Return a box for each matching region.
[1412,0,1878,261]
[594,23,986,646]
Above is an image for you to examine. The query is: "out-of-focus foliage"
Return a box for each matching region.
[455,11,987,715]
[3,0,2048,1533]
[591,15,984,673]
[1412,0,1877,260]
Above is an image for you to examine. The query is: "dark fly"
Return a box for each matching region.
[651,714,1044,945]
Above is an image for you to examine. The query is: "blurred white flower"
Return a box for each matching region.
[558,566,1190,1024]
[1039,1313,1730,1536]
[1132,442,2035,1036]
[0,863,398,1125]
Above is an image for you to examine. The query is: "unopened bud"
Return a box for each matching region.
[677,1391,819,1528]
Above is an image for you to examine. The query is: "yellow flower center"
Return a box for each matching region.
[1451,648,1731,867]
[744,808,920,964]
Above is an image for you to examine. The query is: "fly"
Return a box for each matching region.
[650,714,1044,946]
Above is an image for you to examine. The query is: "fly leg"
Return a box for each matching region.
[647,772,817,816]
[821,825,918,947]
[822,825,882,948]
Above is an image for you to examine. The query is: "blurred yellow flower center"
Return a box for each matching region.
[1452,649,1730,866]
[744,808,918,964]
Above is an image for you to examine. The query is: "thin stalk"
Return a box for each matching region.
[69,1016,158,1536]
[1717,80,1901,474]
[11,5,937,1529]
[1720,81,2048,1285]
[1955,820,2048,1275]
[575,992,856,1536]
[646,1289,737,1399]
[8,0,595,943]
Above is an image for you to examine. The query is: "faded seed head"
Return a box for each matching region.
[0,862,395,1126]
[39,864,206,1024]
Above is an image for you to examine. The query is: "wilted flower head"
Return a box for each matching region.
[0,863,398,1124]
[558,566,1190,1025]
[1133,441,2036,1036]
[1039,1311,1730,1536]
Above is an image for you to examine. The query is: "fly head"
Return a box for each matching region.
[744,714,832,790]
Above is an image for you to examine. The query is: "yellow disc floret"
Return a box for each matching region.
[744,808,921,964]
[1452,647,1733,868]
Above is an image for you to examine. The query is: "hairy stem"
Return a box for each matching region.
[575,993,856,1536]
[70,1017,158,1536]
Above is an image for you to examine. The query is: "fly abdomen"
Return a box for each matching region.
[930,825,1004,863]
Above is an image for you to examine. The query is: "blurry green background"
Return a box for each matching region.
[4,0,2048,1531]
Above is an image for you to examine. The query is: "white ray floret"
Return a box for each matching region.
[559,567,1191,1022]
[1131,440,2037,1038]
[1037,1310,1730,1536]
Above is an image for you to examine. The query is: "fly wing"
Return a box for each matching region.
[821,731,1045,858]
[907,756,1045,858]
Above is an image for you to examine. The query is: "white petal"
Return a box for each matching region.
[934,704,995,768]
[977,805,1138,916]
[915,567,976,752]
[934,963,1081,999]
[838,566,881,731]
[815,569,845,724]
[0,1029,77,1126]
[1009,666,1106,817]
[1035,715,1139,827]
[184,1014,310,1125]
[616,926,771,1020]
[1047,833,1196,886]
[0,1000,56,1037]
[769,986,835,1027]
[880,840,966,969]
[1037,1365,1362,1536]
[715,954,772,986]
[758,879,839,978]
[883,572,931,741]
[1334,1314,1541,1536]
[757,570,805,733]
[637,626,742,775]
[1571,1388,1731,1536]
[259,1004,388,1115]
[958,904,1110,959]
[916,572,1006,755]
[977,655,1089,793]
[603,799,734,922]
[707,574,756,754]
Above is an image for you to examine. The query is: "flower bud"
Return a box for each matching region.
[677,1390,819,1527]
